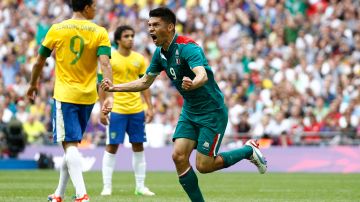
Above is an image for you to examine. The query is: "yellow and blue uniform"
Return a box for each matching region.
[39,19,111,143]
[107,50,148,144]
[146,34,228,156]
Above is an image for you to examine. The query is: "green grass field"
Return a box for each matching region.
[0,171,359,202]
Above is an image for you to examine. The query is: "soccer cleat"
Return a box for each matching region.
[135,187,155,196]
[100,187,112,196]
[48,194,63,202]
[245,139,267,174]
[74,194,90,202]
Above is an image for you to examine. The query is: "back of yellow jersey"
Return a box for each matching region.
[40,19,111,104]
[110,50,147,114]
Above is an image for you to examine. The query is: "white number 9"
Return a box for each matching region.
[169,67,177,80]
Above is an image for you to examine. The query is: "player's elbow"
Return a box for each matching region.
[199,72,208,86]
[202,73,208,84]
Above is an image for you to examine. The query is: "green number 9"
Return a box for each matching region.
[70,36,84,64]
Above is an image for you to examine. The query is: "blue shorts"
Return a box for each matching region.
[52,100,94,143]
[107,111,146,145]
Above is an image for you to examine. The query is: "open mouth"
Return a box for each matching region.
[150,34,157,42]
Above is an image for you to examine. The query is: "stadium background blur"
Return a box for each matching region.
[1,0,360,158]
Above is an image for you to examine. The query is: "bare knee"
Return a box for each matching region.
[106,144,119,154]
[196,162,211,174]
[172,151,188,165]
[132,143,144,152]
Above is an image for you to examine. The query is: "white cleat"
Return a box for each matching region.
[135,187,155,196]
[245,139,267,174]
[100,187,112,196]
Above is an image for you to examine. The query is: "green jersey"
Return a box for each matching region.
[146,34,225,115]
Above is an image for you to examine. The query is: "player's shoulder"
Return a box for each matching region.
[86,21,108,32]
[130,51,145,60]
[175,35,200,52]
[175,35,198,46]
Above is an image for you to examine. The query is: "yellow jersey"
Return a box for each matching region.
[110,50,147,114]
[39,19,111,104]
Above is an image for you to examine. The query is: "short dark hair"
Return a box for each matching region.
[114,25,135,42]
[149,7,176,25]
[71,0,93,12]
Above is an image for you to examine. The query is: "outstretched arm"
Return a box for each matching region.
[101,74,157,92]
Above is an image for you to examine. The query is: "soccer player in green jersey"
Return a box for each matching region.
[27,0,113,201]
[101,7,267,202]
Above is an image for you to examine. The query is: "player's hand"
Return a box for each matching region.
[100,111,109,125]
[182,76,193,91]
[102,96,113,115]
[100,78,114,92]
[26,85,38,101]
[145,108,154,123]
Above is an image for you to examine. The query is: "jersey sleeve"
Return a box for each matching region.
[146,49,163,76]
[38,25,56,57]
[181,43,204,69]
[97,27,111,58]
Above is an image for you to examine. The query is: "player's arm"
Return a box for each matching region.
[182,66,208,91]
[140,74,154,123]
[98,54,113,116]
[27,55,47,100]
[181,44,208,91]
[102,74,156,92]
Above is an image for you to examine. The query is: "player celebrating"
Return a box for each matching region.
[100,25,155,196]
[27,0,113,201]
[100,7,267,202]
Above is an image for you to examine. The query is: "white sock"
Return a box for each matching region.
[54,154,69,198]
[102,151,116,190]
[132,151,146,190]
[65,146,86,197]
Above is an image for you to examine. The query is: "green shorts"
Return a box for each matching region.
[173,107,228,157]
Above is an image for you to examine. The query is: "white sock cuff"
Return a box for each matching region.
[66,146,79,154]
[103,151,116,167]
[133,151,145,159]
[104,151,116,158]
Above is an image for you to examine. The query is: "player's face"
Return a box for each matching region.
[119,30,134,50]
[148,17,171,47]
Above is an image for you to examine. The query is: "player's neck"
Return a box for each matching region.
[118,47,131,57]
[162,32,176,51]
[72,12,90,20]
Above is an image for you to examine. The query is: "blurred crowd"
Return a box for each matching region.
[1,0,360,156]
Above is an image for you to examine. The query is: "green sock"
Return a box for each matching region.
[179,167,205,202]
[219,145,253,168]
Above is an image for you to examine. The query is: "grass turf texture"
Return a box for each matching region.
[0,171,359,202]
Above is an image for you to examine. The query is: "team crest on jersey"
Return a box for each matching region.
[132,61,140,68]
[175,49,180,65]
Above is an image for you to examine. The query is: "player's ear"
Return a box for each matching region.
[168,23,175,32]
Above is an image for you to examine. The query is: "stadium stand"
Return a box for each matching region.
[1,0,360,158]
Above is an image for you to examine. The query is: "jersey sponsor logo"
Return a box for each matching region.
[203,141,210,148]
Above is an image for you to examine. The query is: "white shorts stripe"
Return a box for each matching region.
[55,100,65,142]
[105,112,110,145]
[213,134,220,157]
